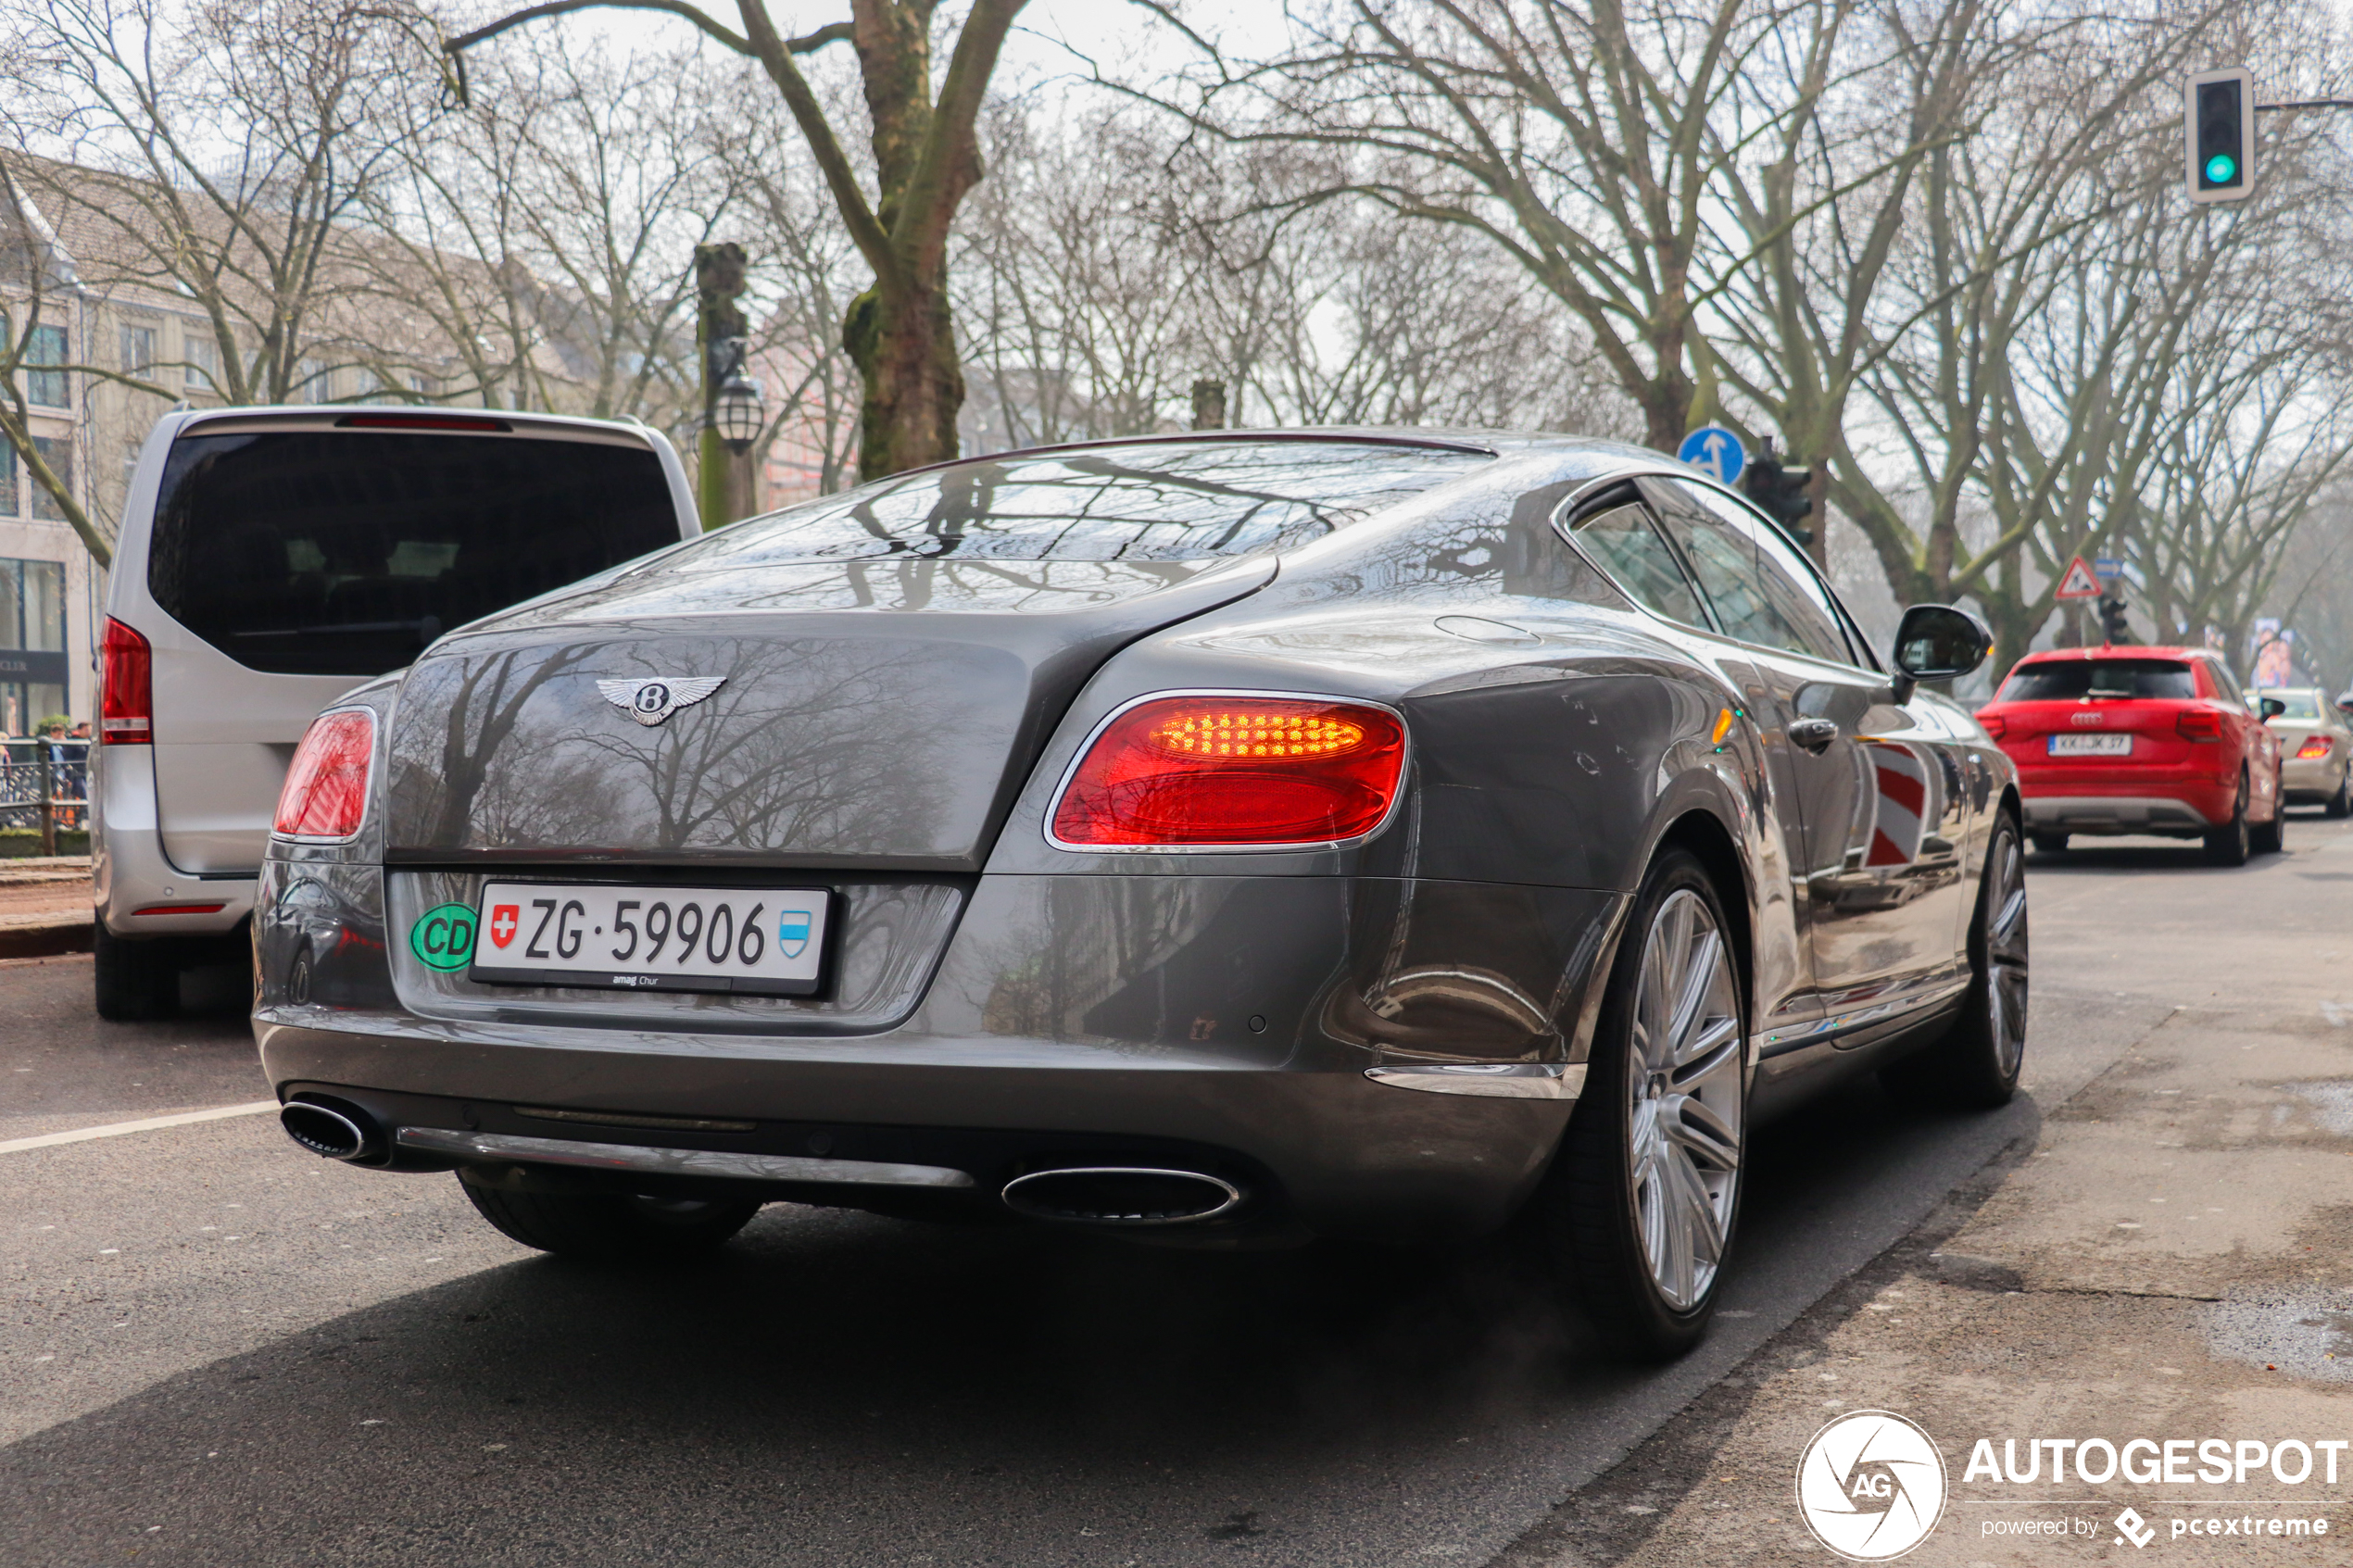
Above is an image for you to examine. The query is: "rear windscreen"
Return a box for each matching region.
[2265,691,2322,719]
[2000,659,2197,701]
[667,440,1492,568]
[146,432,680,675]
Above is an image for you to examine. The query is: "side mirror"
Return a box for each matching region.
[2335,695,2353,717]
[1890,603,1994,703]
[2259,697,2287,721]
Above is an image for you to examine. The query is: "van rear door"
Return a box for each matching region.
[129,413,696,874]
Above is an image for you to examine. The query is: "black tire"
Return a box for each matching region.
[94,927,180,1022]
[459,1172,762,1262]
[2251,805,2284,856]
[1530,848,1745,1362]
[1881,813,2029,1111]
[2204,771,2250,866]
[2030,832,2069,856]
[2327,769,2352,819]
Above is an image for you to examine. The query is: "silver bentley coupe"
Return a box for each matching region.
[254,430,2026,1361]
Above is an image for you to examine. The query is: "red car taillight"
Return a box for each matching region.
[1051,696,1407,847]
[2298,736,2334,759]
[1979,713,2007,739]
[274,710,376,840]
[2176,709,2224,743]
[99,617,152,745]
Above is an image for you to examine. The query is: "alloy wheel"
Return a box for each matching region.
[1623,887,1744,1311]
[1982,824,2030,1079]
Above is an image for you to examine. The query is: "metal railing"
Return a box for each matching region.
[1,739,90,853]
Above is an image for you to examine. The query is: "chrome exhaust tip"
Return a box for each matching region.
[1000,1167,1243,1225]
[280,1100,382,1163]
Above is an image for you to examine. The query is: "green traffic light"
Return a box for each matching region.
[2206,153,2237,184]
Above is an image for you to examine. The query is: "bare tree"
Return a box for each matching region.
[446,0,1027,482]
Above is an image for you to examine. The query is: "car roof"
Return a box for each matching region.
[2012,646,2208,664]
[881,425,1671,481]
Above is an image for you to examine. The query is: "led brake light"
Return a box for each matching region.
[1051,696,1407,847]
[2176,709,2224,743]
[99,618,152,744]
[2298,736,2334,759]
[274,710,376,840]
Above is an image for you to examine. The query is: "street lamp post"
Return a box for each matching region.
[694,243,764,531]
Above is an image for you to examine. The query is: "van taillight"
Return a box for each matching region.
[274,710,375,840]
[1050,696,1407,847]
[99,618,152,744]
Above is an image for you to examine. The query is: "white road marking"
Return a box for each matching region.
[0,1099,277,1155]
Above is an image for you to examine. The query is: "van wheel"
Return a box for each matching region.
[1882,814,2029,1111]
[2204,773,2251,866]
[1530,848,1744,1362]
[94,927,180,1022]
[459,1172,762,1262]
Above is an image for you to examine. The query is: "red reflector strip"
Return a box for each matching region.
[333,413,512,433]
[132,903,228,917]
[1051,695,1406,847]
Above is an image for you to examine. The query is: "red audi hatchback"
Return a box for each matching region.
[1976,646,2283,864]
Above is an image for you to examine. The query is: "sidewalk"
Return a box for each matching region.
[0,855,94,959]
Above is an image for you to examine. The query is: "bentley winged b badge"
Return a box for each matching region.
[596,676,726,727]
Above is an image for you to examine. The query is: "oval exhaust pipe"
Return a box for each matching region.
[1001,1167,1243,1226]
[280,1100,382,1163]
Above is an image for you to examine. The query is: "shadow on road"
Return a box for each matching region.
[0,1073,2031,1567]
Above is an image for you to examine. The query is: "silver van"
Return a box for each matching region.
[94,408,700,1018]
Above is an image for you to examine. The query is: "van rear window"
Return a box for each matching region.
[146,432,680,675]
[1999,659,2197,701]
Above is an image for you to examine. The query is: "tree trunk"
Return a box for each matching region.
[845,280,964,481]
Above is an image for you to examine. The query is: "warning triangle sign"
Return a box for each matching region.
[2054,556,2104,600]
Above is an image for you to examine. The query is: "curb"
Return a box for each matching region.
[0,917,95,960]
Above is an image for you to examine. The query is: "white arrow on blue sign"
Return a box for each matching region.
[1677,424,1747,486]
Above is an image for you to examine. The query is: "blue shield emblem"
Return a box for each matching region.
[777,909,812,960]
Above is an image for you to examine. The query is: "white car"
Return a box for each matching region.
[94,407,700,1018]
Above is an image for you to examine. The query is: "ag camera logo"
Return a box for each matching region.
[1796,1410,1948,1561]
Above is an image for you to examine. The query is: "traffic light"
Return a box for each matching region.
[2186,68,2255,203]
[1743,450,1815,547]
[2097,592,2132,646]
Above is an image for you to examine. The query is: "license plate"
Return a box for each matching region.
[468,883,833,996]
[2047,733,2131,757]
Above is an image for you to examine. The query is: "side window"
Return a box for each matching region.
[2205,659,2245,706]
[1567,497,1708,627]
[1654,479,1853,665]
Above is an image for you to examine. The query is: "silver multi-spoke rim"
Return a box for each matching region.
[1624,887,1744,1311]
[1984,827,2030,1078]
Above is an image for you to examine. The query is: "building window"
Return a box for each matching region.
[28,436,71,521]
[25,324,69,408]
[408,371,435,398]
[120,324,156,379]
[351,366,381,399]
[0,557,68,736]
[184,334,218,391]
[296,358,332,403]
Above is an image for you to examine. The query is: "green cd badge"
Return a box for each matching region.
[409,902,478,972]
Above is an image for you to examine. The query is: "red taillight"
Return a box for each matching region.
[1979,712,2007,739]
[2176,709,2223,743]
[1051,695,1407,847]
[99,617,152,745]
[273,710,375,839]
[2299,736,2334,759]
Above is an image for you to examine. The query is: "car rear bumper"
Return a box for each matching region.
[92,746,257,938]
[253,867,1626,1244]
[2019,793,2224,834]
[2282,756,2342,798]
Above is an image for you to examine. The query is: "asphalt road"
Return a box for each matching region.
[3,815,2332,1568]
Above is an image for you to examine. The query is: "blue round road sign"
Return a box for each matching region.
[1678,424,1747,486]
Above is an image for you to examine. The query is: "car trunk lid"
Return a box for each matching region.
[380,556,1275,869]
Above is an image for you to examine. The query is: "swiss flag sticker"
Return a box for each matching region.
[488,905,520,949]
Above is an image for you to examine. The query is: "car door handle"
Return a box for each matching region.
[1788,718,1841,754]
